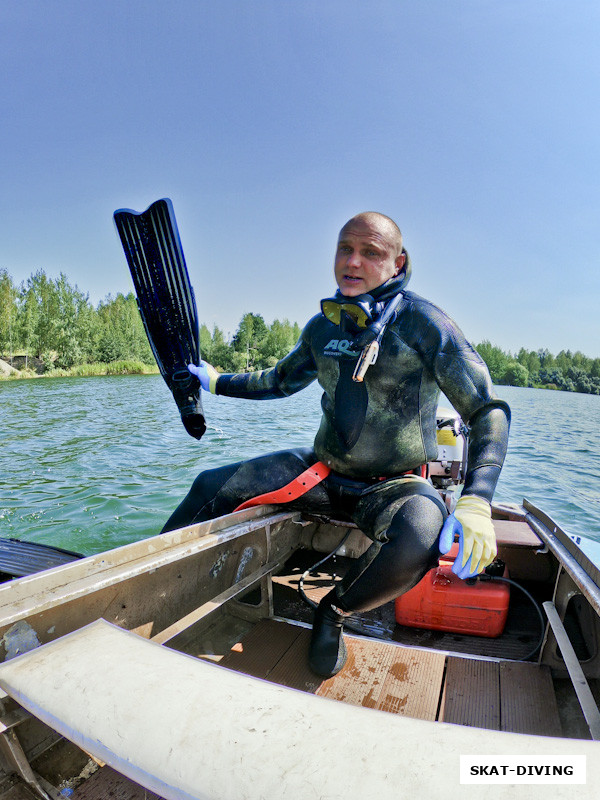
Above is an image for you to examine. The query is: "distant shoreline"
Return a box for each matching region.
[0,361,593,398]
[2,355,600,398]
[0,358,159,380]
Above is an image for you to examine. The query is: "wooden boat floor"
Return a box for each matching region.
[219,617,563,738]
[0,781,38,800]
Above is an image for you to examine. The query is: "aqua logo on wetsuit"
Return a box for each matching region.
[323,339,360,358]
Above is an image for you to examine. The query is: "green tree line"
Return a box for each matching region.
[2,269,600,394]
[0,268,153,369]
[0,269,301,374]
[475,341,600,395]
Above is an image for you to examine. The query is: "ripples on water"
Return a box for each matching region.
[1,377,599,555]
[494,386,600,542]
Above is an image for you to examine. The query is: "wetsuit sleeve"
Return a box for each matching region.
[460,405,510,503]
[215,317,319,400]
[410,298,510,504]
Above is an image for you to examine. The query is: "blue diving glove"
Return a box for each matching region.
[188,361,219,394]
[438,494,497,579]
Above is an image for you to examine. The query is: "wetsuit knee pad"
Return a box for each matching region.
[384,492,446,571]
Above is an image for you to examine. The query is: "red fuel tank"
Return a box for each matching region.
[394,546,510,638]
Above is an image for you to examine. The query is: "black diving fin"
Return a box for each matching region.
[114,198,206,440]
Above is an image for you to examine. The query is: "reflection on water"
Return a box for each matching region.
[1,377,599,555]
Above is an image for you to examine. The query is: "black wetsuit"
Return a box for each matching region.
[163,279,510,613]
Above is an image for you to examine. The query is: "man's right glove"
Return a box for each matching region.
[188,361,219,394]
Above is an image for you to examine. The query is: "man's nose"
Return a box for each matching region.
[346,251,361,267]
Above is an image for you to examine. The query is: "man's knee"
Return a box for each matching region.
[387,491,446,534]
[385,493,446,566]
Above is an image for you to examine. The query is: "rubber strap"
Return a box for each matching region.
[233,462,331,512]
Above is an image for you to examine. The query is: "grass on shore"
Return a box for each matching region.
[0,360,160,380]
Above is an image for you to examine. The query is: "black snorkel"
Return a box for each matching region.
[351,291,404,381]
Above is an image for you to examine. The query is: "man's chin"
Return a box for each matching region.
[338,281,364,296]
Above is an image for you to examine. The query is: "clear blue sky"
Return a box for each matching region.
[2,1,599,356]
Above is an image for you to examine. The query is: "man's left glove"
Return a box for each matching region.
[188,361,219,394]
[439,494,497,579]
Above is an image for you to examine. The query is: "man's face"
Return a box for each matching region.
[334,218,405,297]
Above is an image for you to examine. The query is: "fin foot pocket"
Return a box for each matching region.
[170,370,206,440]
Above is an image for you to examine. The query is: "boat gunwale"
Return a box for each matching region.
[0,508,298,629]
[524,499,600,616]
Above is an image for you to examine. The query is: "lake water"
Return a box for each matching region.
[1,377,600,557]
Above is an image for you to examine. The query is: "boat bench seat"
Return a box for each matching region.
[492,519,542,549]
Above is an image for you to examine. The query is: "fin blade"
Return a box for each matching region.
[114,198,206,439]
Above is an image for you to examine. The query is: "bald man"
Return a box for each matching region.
[164,212,510,678]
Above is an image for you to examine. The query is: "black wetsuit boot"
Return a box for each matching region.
[309,589,348,678]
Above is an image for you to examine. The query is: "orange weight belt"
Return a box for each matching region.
[233,461,331,512]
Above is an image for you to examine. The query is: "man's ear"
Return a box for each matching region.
[394,250,407,276]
